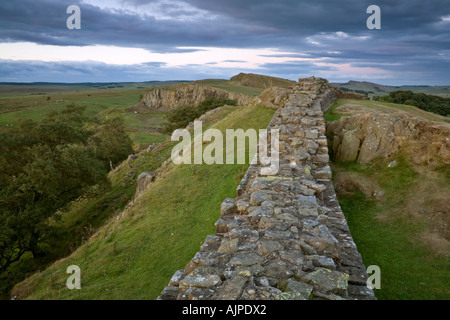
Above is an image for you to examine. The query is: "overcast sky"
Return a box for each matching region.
[1,0,449,85]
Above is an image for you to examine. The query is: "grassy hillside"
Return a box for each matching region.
[195,73,295,97]
[325,99,450,300]
[230,73,295,89]
[11,103,276,300]
[324,99,450,124]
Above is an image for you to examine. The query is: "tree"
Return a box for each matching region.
[89,116,134,170]
[0,104,132,272]
[380,91,450,117]
[162,97,237,134]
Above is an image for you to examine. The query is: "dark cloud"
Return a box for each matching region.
[0,0,449,84]
[0,59,257,83]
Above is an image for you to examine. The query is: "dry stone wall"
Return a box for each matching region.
[159,77,376,300]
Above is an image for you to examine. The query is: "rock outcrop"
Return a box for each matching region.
[327,110,450,165]
[132,83,252,111]
[159,77,375,300]
[253,77,340,112]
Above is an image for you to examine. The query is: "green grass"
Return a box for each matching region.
[126,132,167,146]
[0,89,173,148]
[324,99,450,123]
[0,90,145,117]
[11,103,276,300]
[323,100,351,122]
[194,79,264,96]
[333,157,450,299]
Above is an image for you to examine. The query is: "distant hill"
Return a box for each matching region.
[230,73,295,89]
[332,80,450,98]
[0,81,189,96]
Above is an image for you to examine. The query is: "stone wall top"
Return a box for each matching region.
[159,77,376,300]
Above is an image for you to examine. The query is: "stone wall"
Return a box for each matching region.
[159,77,376,300]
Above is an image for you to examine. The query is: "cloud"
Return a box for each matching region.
[0,0,449,84]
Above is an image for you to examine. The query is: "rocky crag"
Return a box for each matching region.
[159,77,376,300]
[327,108,450,165]
[132,83,252,112]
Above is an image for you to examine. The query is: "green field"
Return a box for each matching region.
[0,88,169,148]
[0,81,187,96]
[324,99,450,123]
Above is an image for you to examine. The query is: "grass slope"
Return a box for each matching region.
[12,104,276,300]
[325,99,450,300]
[333,158,449,300]
[325,99,450,123]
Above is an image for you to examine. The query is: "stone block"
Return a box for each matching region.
[301,268,349,295]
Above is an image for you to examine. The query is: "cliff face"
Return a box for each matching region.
[327,110,450,166]
[134,83,253,111]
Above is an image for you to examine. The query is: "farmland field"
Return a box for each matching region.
[0,82,181,148]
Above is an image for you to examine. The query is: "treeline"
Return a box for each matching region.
[373,90,450,117]
[339,87,371,97]
[162,97,237,134]
[0,104,133,295]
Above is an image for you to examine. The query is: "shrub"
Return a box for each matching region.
[162,97,237,134]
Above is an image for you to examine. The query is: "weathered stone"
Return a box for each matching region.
[215,218,234,234]
[218,238,240,254]
[276,291,307,300]
[257,240,283,256]
[284,279,314,300]
[179,274,222,290]
[226,227,259,242]
[303,236,339,258]
[279,250,304,266]
[313,154,329,164]
[221,198,237,217]
[263,230,292,240]
[302,268,349,295]
[200,235,222,252]
[177,287,215,300]
[250,190,274,206]
[214,275,249,300]
[303,180,327,193]
[135,171,155,198]
[298,207,319,217]
[229,251,264,267]
[236,199,249,212]
[304,255,336,269]
[262,261,294,281]
[295,239,318,255]
[159,286,179,300]
[339,130,361,162]
[169,270,185,286]
[297,194,317,206]
[184,252,221,274]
